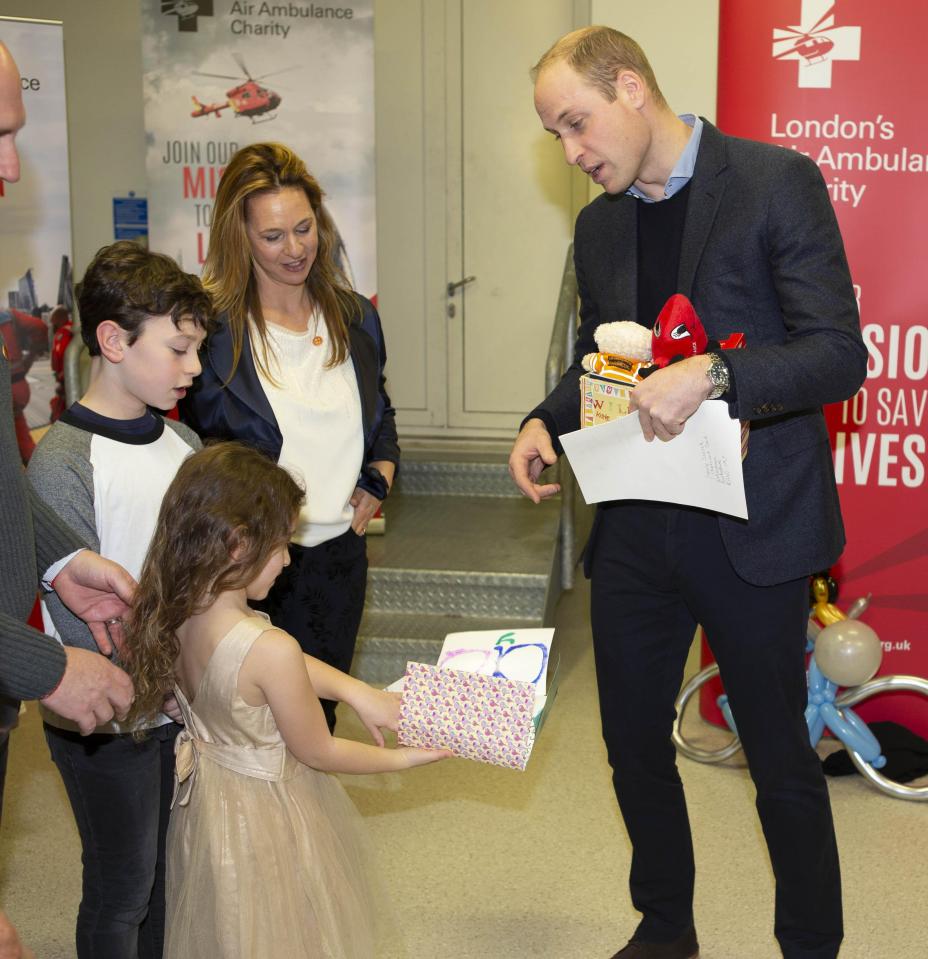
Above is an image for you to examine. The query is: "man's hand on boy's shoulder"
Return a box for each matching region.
[52,550,137,657]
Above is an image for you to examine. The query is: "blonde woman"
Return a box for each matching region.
[182,142,397,730]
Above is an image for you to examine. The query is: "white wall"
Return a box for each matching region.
[1,0,721,282]
[589,0,720,202]
[590,0,719,117]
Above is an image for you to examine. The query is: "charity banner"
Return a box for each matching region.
[0,16,71,434]
[713,0,928,735]
[140,1,376,296]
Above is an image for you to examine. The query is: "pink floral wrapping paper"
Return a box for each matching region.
[396,661,537,770]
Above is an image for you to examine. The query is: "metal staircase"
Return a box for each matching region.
[352,452,564,684]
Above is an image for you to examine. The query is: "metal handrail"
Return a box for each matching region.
[545,244,578,591]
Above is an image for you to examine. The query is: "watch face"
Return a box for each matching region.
[706,355,729,398]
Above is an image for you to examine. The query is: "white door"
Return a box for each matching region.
[446,0,579,431]
[374,0,585,439]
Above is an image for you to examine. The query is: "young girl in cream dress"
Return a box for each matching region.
[126,442,447,958]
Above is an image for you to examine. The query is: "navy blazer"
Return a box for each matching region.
[181,293,399,499]
[532,121,868,587]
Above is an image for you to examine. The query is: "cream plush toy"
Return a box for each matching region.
[582,321,653,386]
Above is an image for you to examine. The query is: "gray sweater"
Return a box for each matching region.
[27,407,200,653]
[0,354,78,699]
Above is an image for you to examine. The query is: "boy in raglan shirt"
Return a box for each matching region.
[27,240,215,959]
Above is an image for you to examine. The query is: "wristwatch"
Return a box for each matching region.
[705,353,731,400]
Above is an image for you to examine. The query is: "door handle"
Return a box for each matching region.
[447,275,476,296]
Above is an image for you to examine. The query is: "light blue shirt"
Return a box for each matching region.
[626,115,703,203]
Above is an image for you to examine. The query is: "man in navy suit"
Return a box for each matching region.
[509,27,867,959]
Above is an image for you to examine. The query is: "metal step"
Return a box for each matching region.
[365,492,560,577]
[366,568,550,618]
[394,459,520,498]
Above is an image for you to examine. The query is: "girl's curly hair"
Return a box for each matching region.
[124,441,304,728]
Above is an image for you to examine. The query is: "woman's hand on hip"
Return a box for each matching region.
[349,487,381,536]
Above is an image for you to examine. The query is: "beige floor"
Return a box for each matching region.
[2,578,926,958]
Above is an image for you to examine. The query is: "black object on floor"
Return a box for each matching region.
[822,721,928,782]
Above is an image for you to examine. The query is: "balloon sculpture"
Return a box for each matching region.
[718,573,888,769]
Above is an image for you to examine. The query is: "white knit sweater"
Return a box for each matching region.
[257,316,363,547]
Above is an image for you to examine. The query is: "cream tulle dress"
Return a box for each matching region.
[164,615,377,958]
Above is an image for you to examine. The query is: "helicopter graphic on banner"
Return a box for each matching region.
[771,0,860,89]
[191,53,293,122]
[161,0,214,32]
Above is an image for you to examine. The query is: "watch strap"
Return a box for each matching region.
[360,464,390,500]
[706,352,730,400]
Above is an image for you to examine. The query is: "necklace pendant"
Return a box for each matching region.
[312,335,323,346]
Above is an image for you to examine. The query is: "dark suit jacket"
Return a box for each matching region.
[531,121,868,587]
[181,293,399,499]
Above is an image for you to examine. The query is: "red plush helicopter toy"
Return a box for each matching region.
[649,293,744,368]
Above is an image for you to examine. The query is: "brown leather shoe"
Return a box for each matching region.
[609,926,699,959]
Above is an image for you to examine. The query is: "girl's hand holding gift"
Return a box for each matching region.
[397,746,454,767]
[346,684,402,747]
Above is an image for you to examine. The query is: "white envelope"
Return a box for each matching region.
[559,401,748,519]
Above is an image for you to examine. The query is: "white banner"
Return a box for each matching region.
[141,0,376,297]
[0,16,72,432]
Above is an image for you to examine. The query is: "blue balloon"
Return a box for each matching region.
[710,646,887,776]
[805,654,886,768]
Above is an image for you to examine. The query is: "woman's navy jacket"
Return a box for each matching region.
[181,294,399,499]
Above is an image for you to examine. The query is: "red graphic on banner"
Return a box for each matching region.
[771,1,861,88]
[714,0,928,736]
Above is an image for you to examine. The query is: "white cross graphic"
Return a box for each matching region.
[772,0,861,89]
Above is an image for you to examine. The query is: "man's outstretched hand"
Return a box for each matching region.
[508,418,560,503]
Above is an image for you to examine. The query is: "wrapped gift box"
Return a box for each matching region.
[394,628,558,771]
[580,373,635,428]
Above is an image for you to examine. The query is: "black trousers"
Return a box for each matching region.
[45,722,179,959]
[589,502,842,959]
[255,526,368,731]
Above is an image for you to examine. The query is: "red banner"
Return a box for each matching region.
[711,0,928,736]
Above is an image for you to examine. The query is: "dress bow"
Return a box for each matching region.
[172,728,199,808]
[171,726,291,809]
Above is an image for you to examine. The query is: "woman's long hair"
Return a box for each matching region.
[124,442,305,727]
[203,142,360,381]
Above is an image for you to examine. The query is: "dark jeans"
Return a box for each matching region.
[254,527,368,731]
[45,721,180,959]
[589,502,842,959]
